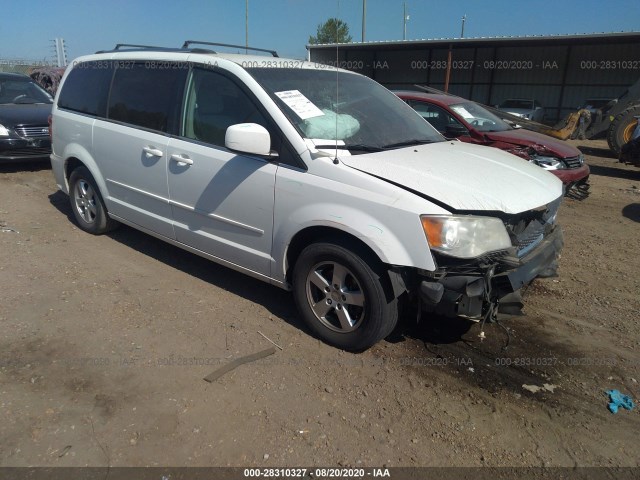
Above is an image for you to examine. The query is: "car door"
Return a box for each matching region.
[166,67,277,276]
[93,62,187,239]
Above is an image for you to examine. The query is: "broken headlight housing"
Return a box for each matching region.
[531,155,566,170]
[420,215,512,259]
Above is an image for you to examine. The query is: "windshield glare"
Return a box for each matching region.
[450,102,512,132]
[0,79,53,105]
[247,68,444,151]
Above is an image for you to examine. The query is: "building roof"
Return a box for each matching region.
[307,31,640,50]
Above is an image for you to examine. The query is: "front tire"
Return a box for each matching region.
[68,166,118,234]
[292,242,398,351]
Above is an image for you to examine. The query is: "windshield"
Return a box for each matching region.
[0,78,53,105]
[450,101,512,132]
[247,68,444,151]
[499,99,533,110]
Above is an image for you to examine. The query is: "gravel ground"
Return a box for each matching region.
[0,139,639,471]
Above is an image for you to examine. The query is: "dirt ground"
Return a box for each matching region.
[1,139,639,471]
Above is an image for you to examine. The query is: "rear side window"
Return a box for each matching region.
[108,63,187,133]
[58,61,113,116]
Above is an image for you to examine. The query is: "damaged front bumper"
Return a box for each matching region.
[417,226,564,320]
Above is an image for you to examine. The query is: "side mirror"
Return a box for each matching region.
[225,123,272,156]
[445,124,468,137]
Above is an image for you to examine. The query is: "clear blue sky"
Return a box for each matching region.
[3,0,639,61]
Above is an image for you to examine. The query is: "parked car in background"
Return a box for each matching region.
[497,98,545,122]
[0,72,53,162]
[396,91,589,196]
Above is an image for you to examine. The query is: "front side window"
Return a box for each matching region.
[108,63,187,133]
[408,100,463,133]
[182,68,270,148]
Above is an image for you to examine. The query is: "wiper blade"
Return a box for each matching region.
[313,144,383,152]
[381,139,434,149]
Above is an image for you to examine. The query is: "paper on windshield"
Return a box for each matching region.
[275,90,325,120]
[451,106,474,120]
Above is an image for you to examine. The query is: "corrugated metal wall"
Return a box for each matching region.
[310,38,640,122]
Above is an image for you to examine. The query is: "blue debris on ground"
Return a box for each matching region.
[606,389,635,414]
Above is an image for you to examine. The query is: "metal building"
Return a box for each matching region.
[307,32,640,122]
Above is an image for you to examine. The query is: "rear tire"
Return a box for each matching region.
[292,241,398,351]
[68,166,118,234]
[607,104,640,156]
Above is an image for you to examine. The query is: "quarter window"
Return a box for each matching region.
[57,62,113,116]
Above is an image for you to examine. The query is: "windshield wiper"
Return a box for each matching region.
[313,144,383,153]
[381,139,435,149]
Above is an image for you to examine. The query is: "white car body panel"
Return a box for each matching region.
[50,49,562,293]
[339,142,563,214]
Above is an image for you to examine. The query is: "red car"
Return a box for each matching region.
[395,91,590,196]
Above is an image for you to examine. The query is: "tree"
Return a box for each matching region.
[309,18,353,45]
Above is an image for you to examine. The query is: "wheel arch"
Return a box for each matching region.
[284,226,384,285]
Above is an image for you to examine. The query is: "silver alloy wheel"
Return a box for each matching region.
[73,179,98,224]
[305,261,366,333]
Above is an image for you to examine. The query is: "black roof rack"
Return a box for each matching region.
[95,41,277,57]
[95,44,189,54]
[114,43,168,50]
[182,40,278,57]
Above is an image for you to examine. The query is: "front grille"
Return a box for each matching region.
[503,197,561,257]
[564,155,583,169]
[1,147,51,157]
[15,125,50,138]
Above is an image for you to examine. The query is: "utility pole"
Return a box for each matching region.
[51,38,68,67]
[460,14,467,38]
[245,0,248,53]
[362,0,366,42]
[403,2,409,41]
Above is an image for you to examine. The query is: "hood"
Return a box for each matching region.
[340,141,562,214]
[484,129,581,158]
[0,103,53,127]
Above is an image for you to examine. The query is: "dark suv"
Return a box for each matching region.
[0,72,53,162]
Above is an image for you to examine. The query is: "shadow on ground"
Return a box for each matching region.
[48,191,302,334]
[622,203,640,222]
[587,164,640,181]
[577,145,617,159]
[0,160,50,174]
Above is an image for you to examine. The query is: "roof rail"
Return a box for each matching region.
[182,40,278,57]
[114,43,167,50]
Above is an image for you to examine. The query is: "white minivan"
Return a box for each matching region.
[50,42,564,351]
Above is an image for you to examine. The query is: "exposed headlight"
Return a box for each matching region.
[0,124,10,136]
[533,155,566,170]
[420,215,512,258]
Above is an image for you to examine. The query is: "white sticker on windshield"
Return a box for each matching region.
[275,90,325,120]
[451,106,474,120]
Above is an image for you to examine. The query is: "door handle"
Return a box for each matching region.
[170,154,194,166]
[143,146,163,157]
